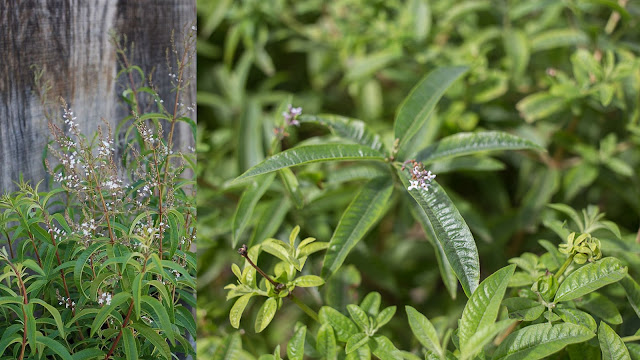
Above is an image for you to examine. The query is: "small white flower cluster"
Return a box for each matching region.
[103,176,124,196]
[98,292,112,306]
[98,139,114,158]
[59,296,76,310]
[48,224,66,243]
[135,220,162,240]
[139,126,156,145]
[63,107,80,133]
[80,219,97,237]
[404,160,436,191]
[283,104,302,127]
[142,315,154,324]
[171,269,181,279]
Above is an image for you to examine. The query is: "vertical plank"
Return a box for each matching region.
[0,0,196,192]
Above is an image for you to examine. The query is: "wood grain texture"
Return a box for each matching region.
[0,0,196,192]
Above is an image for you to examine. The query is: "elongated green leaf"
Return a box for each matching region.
[406,306,443,357]
[232,173,276,247]
[530,28,588,52]
[299,114,387,152]
[345,345,371,360]
[416,131,543,164]
[462,319,515,360]
[374,306,396,329]
[348,305,371,333]
[322,177,393,278]
[394,67,467,148]
[292,275,325,288]
[319,306,359,342]
[31,298,66,339]
[255,298,277,333]
[141,295,175,345]
[235,144,385,182]
[317,324,338,360]
[132,272,143,320]
[493,323,595,360]
[131,322,171,360]
[212,332,242,360]
[554,257,627,302]
[90,293,131,337]
[576,292,622,325]
[230,293,252,329]
[516,92,566,123]
[371,335,404,360]
[502,298,545,321]
[122,327,138,360]
[238,98,263,172]
[598,322,631,360]
[287,325,306,360]
[74,242,107,298]
[278,168,304,209]
[408,199,458,299]
[360,292,381,317]
[620,275,640,319]
[346,333,370,354]
[459,265,516,351]
[37,335,72,360]
[503,29,529,78]
[555,307,597,332]
[398,168,479,296]
[71,348,104,360]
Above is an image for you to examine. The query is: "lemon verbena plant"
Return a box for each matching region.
[0,29,196,360]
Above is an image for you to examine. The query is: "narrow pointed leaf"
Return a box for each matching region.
[316,324,338,360]
[91,293,131,337]
[292,275,325,288]
[416,131,544,164]
[122,327,138,360]
[493,323,595,360]
[319,306,358,342]
[576,293,622,325]
[461,319,516,360]
[212,332,242,360]
[30,298,66,339]
[406,306,443,357]
[235,144,385,182]
[374,306,396,329]
[459,265,516,350]
[346,333,370,354]
[131,323,171,360]
[255,298,278,333]
[287,325,306,360]
[232,173,276,247]
[299,114,387,152]
[398,167,479,296]
[598,322,631,360]
[141,295,175,345]
[620,275,640,319]
[360,292,381,317]
[37,335,72,360]
[408,198,458,299]
[278,168,304,209]
[348,305,371,332]
[554,257,627,302]
[502,297,545,321]
[555,307,597,332]
[394,67,468,148]
[322,177,394,278]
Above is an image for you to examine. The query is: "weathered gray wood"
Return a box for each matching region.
[0,1,196,192]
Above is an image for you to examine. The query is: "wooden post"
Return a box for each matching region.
[0,1,196,192]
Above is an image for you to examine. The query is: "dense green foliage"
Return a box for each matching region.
[198,0,640,359]
[0,34,196,359]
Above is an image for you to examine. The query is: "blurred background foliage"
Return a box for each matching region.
[197,0,640,357]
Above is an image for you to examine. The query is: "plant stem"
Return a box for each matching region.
[622,335,640,342]
[288,293,319,322]
[238,244,281,289]
[554,254,575,281]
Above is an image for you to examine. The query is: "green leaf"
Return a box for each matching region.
[292,275,325,288]
[493,323,595,360]
[516,92,566,123]
[620,275,640,319]
[212,332,242,360]
[371,335,404,360]
[316,324,338,360]
[90,292,131,337]
[287,325,306,360]
[530,28,588,52]
[416,131,543,164]
[238,98,264,172]
[502,297,545,321]
[394,66,468,153]
[74,242,107,298]
[37,335,72,360]
[71,348,105,360]
[235,144,386,182]
[360,292,381,317]
[576,292,622,325]
[322,177,394,278]
[555,307,597,332]
[122,327,138,360]
[459,265,516,352]
[298,115,387,152]
[141,295,175,345]
[31,298,66,339]
[230,293,252,329]
[232,173,276,247]
[132,272,143,320]
[131,322,171,360]
[461,319,516,360]
[598,322,631,360]
[346,333,370,354]
[554,257,627,302]
[319,306,359,342]
[408,199,458,299]
[278,168,304,209]
[255,298,278,333]
[345,345,372,360]
[406,306,443,357]
[503,29,529,78]
[398,168,479,296]
[348,304,371,333]
[374,306,396,330]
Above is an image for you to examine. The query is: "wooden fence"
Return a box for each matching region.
[0,1,196,192]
